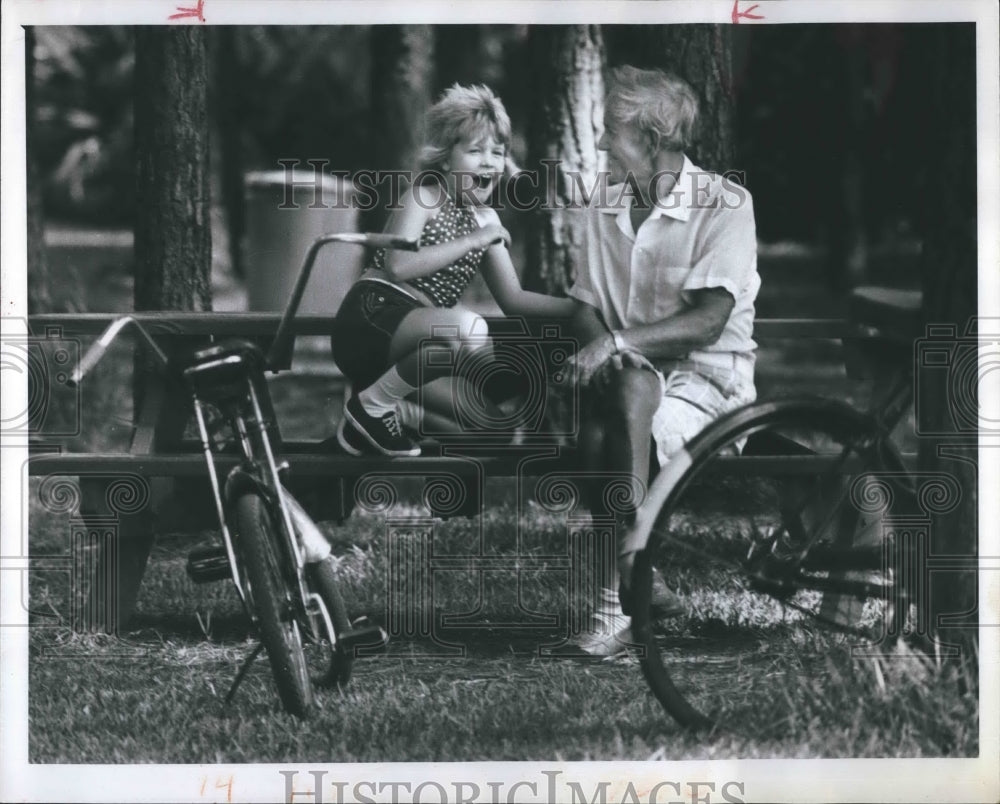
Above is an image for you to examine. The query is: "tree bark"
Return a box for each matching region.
[366,25,435,232]
[914,24,978,664]
[654,25,735,174]
[133,26,212,313]
[523,25,604,295]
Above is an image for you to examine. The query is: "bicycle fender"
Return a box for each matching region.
[224,466,274,509]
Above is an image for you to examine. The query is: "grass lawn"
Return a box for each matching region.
[27,478,977,763]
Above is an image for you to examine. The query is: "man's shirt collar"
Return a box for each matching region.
[601,155,697,231]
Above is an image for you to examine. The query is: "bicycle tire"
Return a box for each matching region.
[233,492,312,717]
[305,557,355,686]
[627,396,913,732]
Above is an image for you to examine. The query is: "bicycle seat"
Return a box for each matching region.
[849,286,923,343]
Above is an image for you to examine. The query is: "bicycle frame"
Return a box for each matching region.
[182,342,341,646]
[183,347,297,609]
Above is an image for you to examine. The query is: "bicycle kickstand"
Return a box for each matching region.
[224,641,266,707]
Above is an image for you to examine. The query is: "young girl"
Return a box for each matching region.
[332,84,574,456]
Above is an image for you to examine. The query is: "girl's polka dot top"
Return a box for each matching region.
[372,194,486,308]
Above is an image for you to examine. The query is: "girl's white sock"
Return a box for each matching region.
[357,366,417,417]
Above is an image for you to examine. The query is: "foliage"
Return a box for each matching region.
[227,26,372,173]
[33,27,136,224]
[32,23,933,248]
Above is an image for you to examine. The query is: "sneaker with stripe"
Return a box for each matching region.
[343,394,420,457]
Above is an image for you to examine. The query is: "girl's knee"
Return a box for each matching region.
[457,310,490,347]
[446,310,491,358]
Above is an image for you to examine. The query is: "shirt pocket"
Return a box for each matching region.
[647,264,690,322]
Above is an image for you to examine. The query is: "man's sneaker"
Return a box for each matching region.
[561,572,685,658]
[343,395,421,457]
[571,614,637,658]
[336,417,369,456]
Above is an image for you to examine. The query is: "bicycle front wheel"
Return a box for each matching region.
[628,397,912,733]
[233,492,312,717]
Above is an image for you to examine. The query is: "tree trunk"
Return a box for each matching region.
[133,26,212,313]
[523,25,604,295]
[914,24,978,665]
[25,26,52,314]
[655,25,735,174]
[83,27,212,634]
[211,26,246,280]
[366,25,435,232]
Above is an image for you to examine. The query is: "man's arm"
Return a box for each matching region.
[569,299,665,386]
[611,287,735,358]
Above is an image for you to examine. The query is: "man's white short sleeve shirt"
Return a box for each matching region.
[567,156,760,377]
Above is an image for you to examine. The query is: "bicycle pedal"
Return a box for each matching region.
[338,617,389,653]
[186,545,232,584]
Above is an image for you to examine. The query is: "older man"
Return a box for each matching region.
[567,66,760,655]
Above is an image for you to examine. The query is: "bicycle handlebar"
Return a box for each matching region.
[267,232,419,371]
[68,315,171,387]
[70,233,419,384]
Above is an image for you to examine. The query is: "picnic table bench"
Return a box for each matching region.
[26,300,920,633]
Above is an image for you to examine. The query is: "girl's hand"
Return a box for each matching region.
[471,223,511,251]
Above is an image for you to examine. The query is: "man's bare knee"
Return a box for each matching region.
[608,367,661,418]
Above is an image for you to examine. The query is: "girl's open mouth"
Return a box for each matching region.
[473,174,494,189]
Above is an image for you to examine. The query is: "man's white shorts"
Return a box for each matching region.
[650,357,756,467]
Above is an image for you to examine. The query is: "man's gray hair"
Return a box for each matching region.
[605,65,700,152]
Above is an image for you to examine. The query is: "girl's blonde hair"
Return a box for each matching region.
[418,84,513,172]
[605,65,700,152]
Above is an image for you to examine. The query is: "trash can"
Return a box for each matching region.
[244,169,361,314]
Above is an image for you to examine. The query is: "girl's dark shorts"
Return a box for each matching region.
[331,280,424,390]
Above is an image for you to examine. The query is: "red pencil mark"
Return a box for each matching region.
[731,0,764,24]
[169,0,205,22]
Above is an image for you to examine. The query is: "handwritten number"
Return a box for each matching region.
[198,775,234,802]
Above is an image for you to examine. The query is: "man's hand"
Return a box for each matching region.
[568,332,617,386]
[569,333,659,388]
[591,348,658,389]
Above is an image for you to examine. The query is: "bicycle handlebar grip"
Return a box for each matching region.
[68,339,110,387]
[361,233,420,251]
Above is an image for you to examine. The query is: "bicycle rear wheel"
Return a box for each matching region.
[233,492,312,717]
[628,397,913,732]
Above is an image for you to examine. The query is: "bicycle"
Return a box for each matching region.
[621,286,938,731]
[69,232,417,718]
